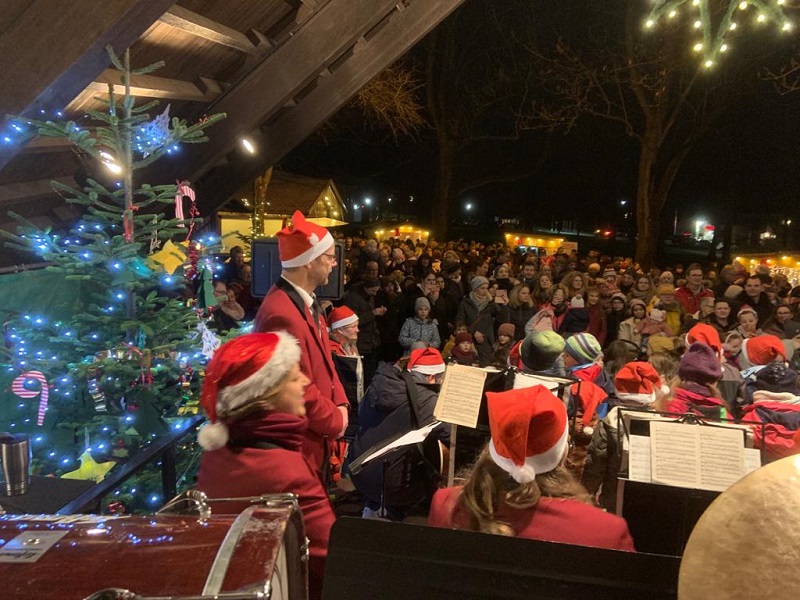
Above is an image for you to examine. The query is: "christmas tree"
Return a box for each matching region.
[0,48,225,512]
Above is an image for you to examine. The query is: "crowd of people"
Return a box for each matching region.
[196,216,800,598]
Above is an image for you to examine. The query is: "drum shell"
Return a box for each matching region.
[0,503,307,599]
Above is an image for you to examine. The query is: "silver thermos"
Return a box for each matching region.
[0,433,31,496]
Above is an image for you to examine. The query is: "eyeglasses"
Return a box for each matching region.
[320,252,336,261]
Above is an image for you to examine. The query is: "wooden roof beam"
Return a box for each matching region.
[0,0,177,171]
[147,0,402,186]
[158,5,272,55]
[83,69,226,103]
[193,0,467,217]
[0,177,76,206]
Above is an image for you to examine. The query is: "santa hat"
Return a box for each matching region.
[328,306,358,330]
[686,323,722,355]
[485,386,569,484]
[742,334,787,366]
[277,210,334,268]
[407,347,445,375]
[569,380,608,436]
[197,332,301,451]
[615,361,668,407]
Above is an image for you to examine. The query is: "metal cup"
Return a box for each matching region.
[0,434,31,496]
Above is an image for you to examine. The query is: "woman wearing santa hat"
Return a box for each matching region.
[195,332,335,600]
[428,385,635,551]
[328,305,364,434]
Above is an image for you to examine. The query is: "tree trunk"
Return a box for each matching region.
[432,138,456,242]
[634,137,662,270]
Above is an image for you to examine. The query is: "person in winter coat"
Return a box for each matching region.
[350,348,449,520]
[605,293,628,348]
[704,298,737,338]
[195,332,333,600]
[428,385,636,552]
[618,299,647,349]
[399,296,441,350]
[585,287,607,346]
[665,343,726,419]
[456,275,508,365]
[448,330,479,366]
[762,304,800,340]
[528,285,568,335]
[508,283,536,342]
[582,362,668,512]
[327,306,364,434]
[649,284,683,336]
[559,293,590,338]
[490,322,515,368]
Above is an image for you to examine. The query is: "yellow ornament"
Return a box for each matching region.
[147,239,186,274]
[61,450,116,483]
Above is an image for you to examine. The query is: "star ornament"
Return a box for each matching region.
[147,239,187,274]
[643,0,795,67]
[61,450,116,483]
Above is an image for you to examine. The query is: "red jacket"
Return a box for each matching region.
[675,285,714,314]
[196,412,335,600]
[428,486,636,552]
[254,279,348,470]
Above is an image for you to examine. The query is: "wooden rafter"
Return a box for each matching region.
[0,177,76,206]
[158,5,271,55]
[81,69,226,103]
[193,0,467,216]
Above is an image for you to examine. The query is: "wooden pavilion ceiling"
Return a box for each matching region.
[0,0,465,265]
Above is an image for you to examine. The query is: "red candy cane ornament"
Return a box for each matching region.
[11,371,49,426]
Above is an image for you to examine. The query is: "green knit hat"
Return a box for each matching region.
[521,331,565,371]
[564,333,603,364]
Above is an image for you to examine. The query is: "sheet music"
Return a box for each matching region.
[650,422,701,489]
[513,371,572,391]
[743,448,762,476]
[628,435,651,483]
[359,421,442,466]
[697,426,745,492]
[433,364,487,428]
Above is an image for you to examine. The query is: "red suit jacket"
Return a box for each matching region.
[428,486,636,552]
[196,414,335,600]
[254,279,348,470]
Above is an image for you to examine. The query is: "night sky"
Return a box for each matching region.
[281,0,800,240]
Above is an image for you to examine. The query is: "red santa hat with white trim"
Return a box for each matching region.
[328,306,358,330]
[197,332,301,451]
[485,385,569,484]
[407,347,445,375]
[277,210,334,268]
[614,361,669,407]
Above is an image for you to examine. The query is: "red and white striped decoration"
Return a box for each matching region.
[175,181,195,227]
[11,371,49,426]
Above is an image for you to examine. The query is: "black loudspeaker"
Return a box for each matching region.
[251,239,344,300]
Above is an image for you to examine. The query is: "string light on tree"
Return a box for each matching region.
[643,0,795,67]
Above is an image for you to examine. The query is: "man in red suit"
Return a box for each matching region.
[254,211,349,474]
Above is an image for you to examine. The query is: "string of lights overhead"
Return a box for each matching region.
[643,0,795,68]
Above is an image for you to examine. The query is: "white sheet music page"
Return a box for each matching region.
[433,364,487,428]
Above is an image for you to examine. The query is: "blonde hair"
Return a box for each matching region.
[456,446,591,537]
[223,371,292,422]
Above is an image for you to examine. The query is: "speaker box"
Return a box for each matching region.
[251,239,344,300]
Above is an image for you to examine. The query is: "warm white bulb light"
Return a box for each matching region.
[241,138,256,154]
[738,1,748,9]
[782,21,792,31]
[757,13,767,22]
[693,42,704,51]
[668,10,677,18]
[730,21,738,30]
[720,43,729,52]
[694,20,702,28]
[99,151,122,175]
[704,60,714,68]
[645,19,655,28]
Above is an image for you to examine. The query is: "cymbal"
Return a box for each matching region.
[679,455,800,599]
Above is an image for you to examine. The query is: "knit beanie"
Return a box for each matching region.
[455,331,473,345]
[648,308,665,323]
[564,333,603,364]
[471,275,490,291]
[611,293,627,305]
[520,331,565,371]
[414,296,430,311]
[629,298,646,312]
[603,268,617,279]
[497,323,515,339]
[678,343,723,385]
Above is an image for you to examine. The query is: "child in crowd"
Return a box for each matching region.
[490,323,515,368]
[449,331,479,366]
[736,306,761,339]
[398,296,441,350]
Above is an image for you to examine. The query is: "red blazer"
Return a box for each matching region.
[196,445,334,600]
[428,486,636,552]
[254,280,348,470]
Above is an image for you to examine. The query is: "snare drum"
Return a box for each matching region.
[0,492,308,600]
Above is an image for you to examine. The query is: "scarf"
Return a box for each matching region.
[469,290,490,312]
[227,411,308,451]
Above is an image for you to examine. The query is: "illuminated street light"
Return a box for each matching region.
[465,202,473,211]
[364,198,372,206]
